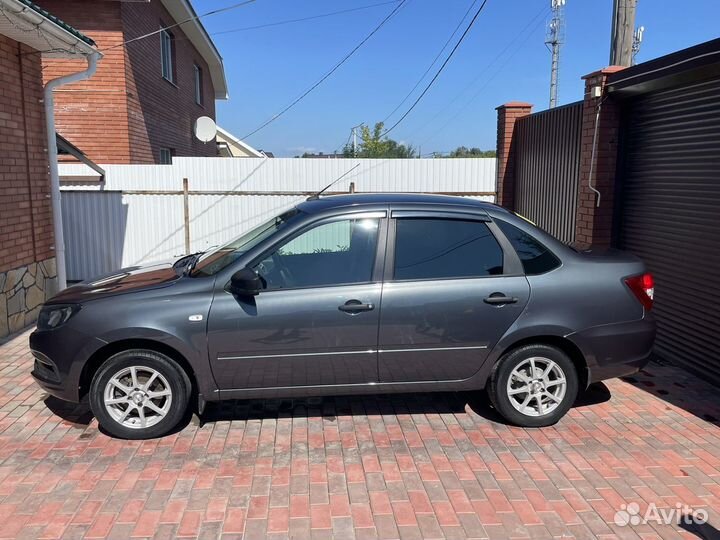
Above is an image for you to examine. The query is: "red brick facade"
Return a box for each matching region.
[0,36,54,272]
[573,67,625,249]
[40,0,218,164]
[495,102,532,210]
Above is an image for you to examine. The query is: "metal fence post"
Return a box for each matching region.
[183,178,190,254]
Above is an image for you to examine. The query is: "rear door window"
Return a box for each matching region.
[393,218,503,280]
[495,219,560,275]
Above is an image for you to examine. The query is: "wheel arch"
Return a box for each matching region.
[79,339,198,399]
[491,335,589,390]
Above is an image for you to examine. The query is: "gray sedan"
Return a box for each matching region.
[30,194,656,439]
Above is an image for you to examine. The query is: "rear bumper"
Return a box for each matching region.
[567,314,656,385]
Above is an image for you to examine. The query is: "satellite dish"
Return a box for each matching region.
[194,116,217,143]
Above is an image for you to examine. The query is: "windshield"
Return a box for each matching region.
[191,208,301,276]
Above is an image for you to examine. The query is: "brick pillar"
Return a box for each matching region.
[574,67,625,249]
[495,102,532,210]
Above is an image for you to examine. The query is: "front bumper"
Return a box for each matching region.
[30,326,107,403]
[568,314,656,385]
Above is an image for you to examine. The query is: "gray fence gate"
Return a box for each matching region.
[514,101,583,243]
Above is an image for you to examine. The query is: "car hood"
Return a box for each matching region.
[48,261,181,304]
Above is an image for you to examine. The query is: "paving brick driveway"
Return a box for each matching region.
[1,329,719,540]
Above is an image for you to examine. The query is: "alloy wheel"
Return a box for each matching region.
[103,365,173,429]
[506,356,567,417]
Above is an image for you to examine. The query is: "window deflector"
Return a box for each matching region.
[391,210,490,221]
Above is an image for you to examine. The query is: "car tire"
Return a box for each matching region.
[488,344,578,428]
[89,349,191,439]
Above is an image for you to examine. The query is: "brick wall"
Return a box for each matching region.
[40,1,131,163]
[121,0,217,163]
[574,67,625,249]
[0,35,58,336]
[495,102,532,210]
[0,36,54,271]
[40,0,217,164]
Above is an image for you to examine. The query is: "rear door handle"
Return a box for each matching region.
[338,300,375,313]
[483,293,518,305]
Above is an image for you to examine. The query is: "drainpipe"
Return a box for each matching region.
[44,52,101,291]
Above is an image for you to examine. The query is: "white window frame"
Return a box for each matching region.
[160,27,174,82]
[193,64,203,105]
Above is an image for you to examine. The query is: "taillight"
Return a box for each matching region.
[625,273,654,310]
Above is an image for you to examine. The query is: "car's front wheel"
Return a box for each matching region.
[89,349,191,439]
[488,344,578,427]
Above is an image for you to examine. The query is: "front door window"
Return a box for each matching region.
[253,217,380,290]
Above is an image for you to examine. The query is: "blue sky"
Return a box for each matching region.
[202,0,720,157]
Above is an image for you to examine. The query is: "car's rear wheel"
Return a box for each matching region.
[89,349,191,439]
[489,344,578,427]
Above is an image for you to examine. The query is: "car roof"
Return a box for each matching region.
[297,193,507,214]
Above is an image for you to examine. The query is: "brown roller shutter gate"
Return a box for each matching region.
[618,77,720,382]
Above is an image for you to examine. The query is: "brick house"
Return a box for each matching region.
[0,0,98,338]
[38,0,228,164]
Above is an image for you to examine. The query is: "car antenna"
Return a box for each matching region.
[306,163,361,201]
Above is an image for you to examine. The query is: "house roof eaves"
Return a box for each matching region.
[0,0,98,57]
[16,0,95,46]
[216,126,264,157]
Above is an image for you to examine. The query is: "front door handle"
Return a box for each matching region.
[483,293,518,305]
[338,300,375,313]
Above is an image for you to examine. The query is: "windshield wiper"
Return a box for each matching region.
[183,252,204,276]
[173,253,196,269]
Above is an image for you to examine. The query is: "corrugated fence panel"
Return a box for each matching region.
[120,194,186,265]
[514,102,583,243]
[62,192,127,280]
[62,193,186,280]
[59,158,496,281]
[168,157,497,194]
[60,158,497,194]
[188,194,302,253]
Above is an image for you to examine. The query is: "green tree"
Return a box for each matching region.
[448,146,496,158]
[343,122,417,158]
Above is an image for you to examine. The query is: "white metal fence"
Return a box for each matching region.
[60,157,497,281]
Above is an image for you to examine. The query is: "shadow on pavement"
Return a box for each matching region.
[43,395,94,427]
[44,381,614,434]
[680,519,720,540]
[621,359,720,428]
[198,383,612,426]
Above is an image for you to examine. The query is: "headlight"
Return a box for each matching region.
[37,304,81,331]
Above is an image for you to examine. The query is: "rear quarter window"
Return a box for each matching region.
[495,219,561,275]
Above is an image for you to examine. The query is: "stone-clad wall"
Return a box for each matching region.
[0,258,57,338]
[1,33,57,340]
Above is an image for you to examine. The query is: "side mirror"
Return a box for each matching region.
[229,268,263,296]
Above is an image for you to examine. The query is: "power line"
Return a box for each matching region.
[334,129,355,156]
[414,5,549,146]
[242,0,409,140]
[26,0,258,56]
[213,1,401,35]
[380,0,491,137]
[104,0,258,53]
[381,0,479,124]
